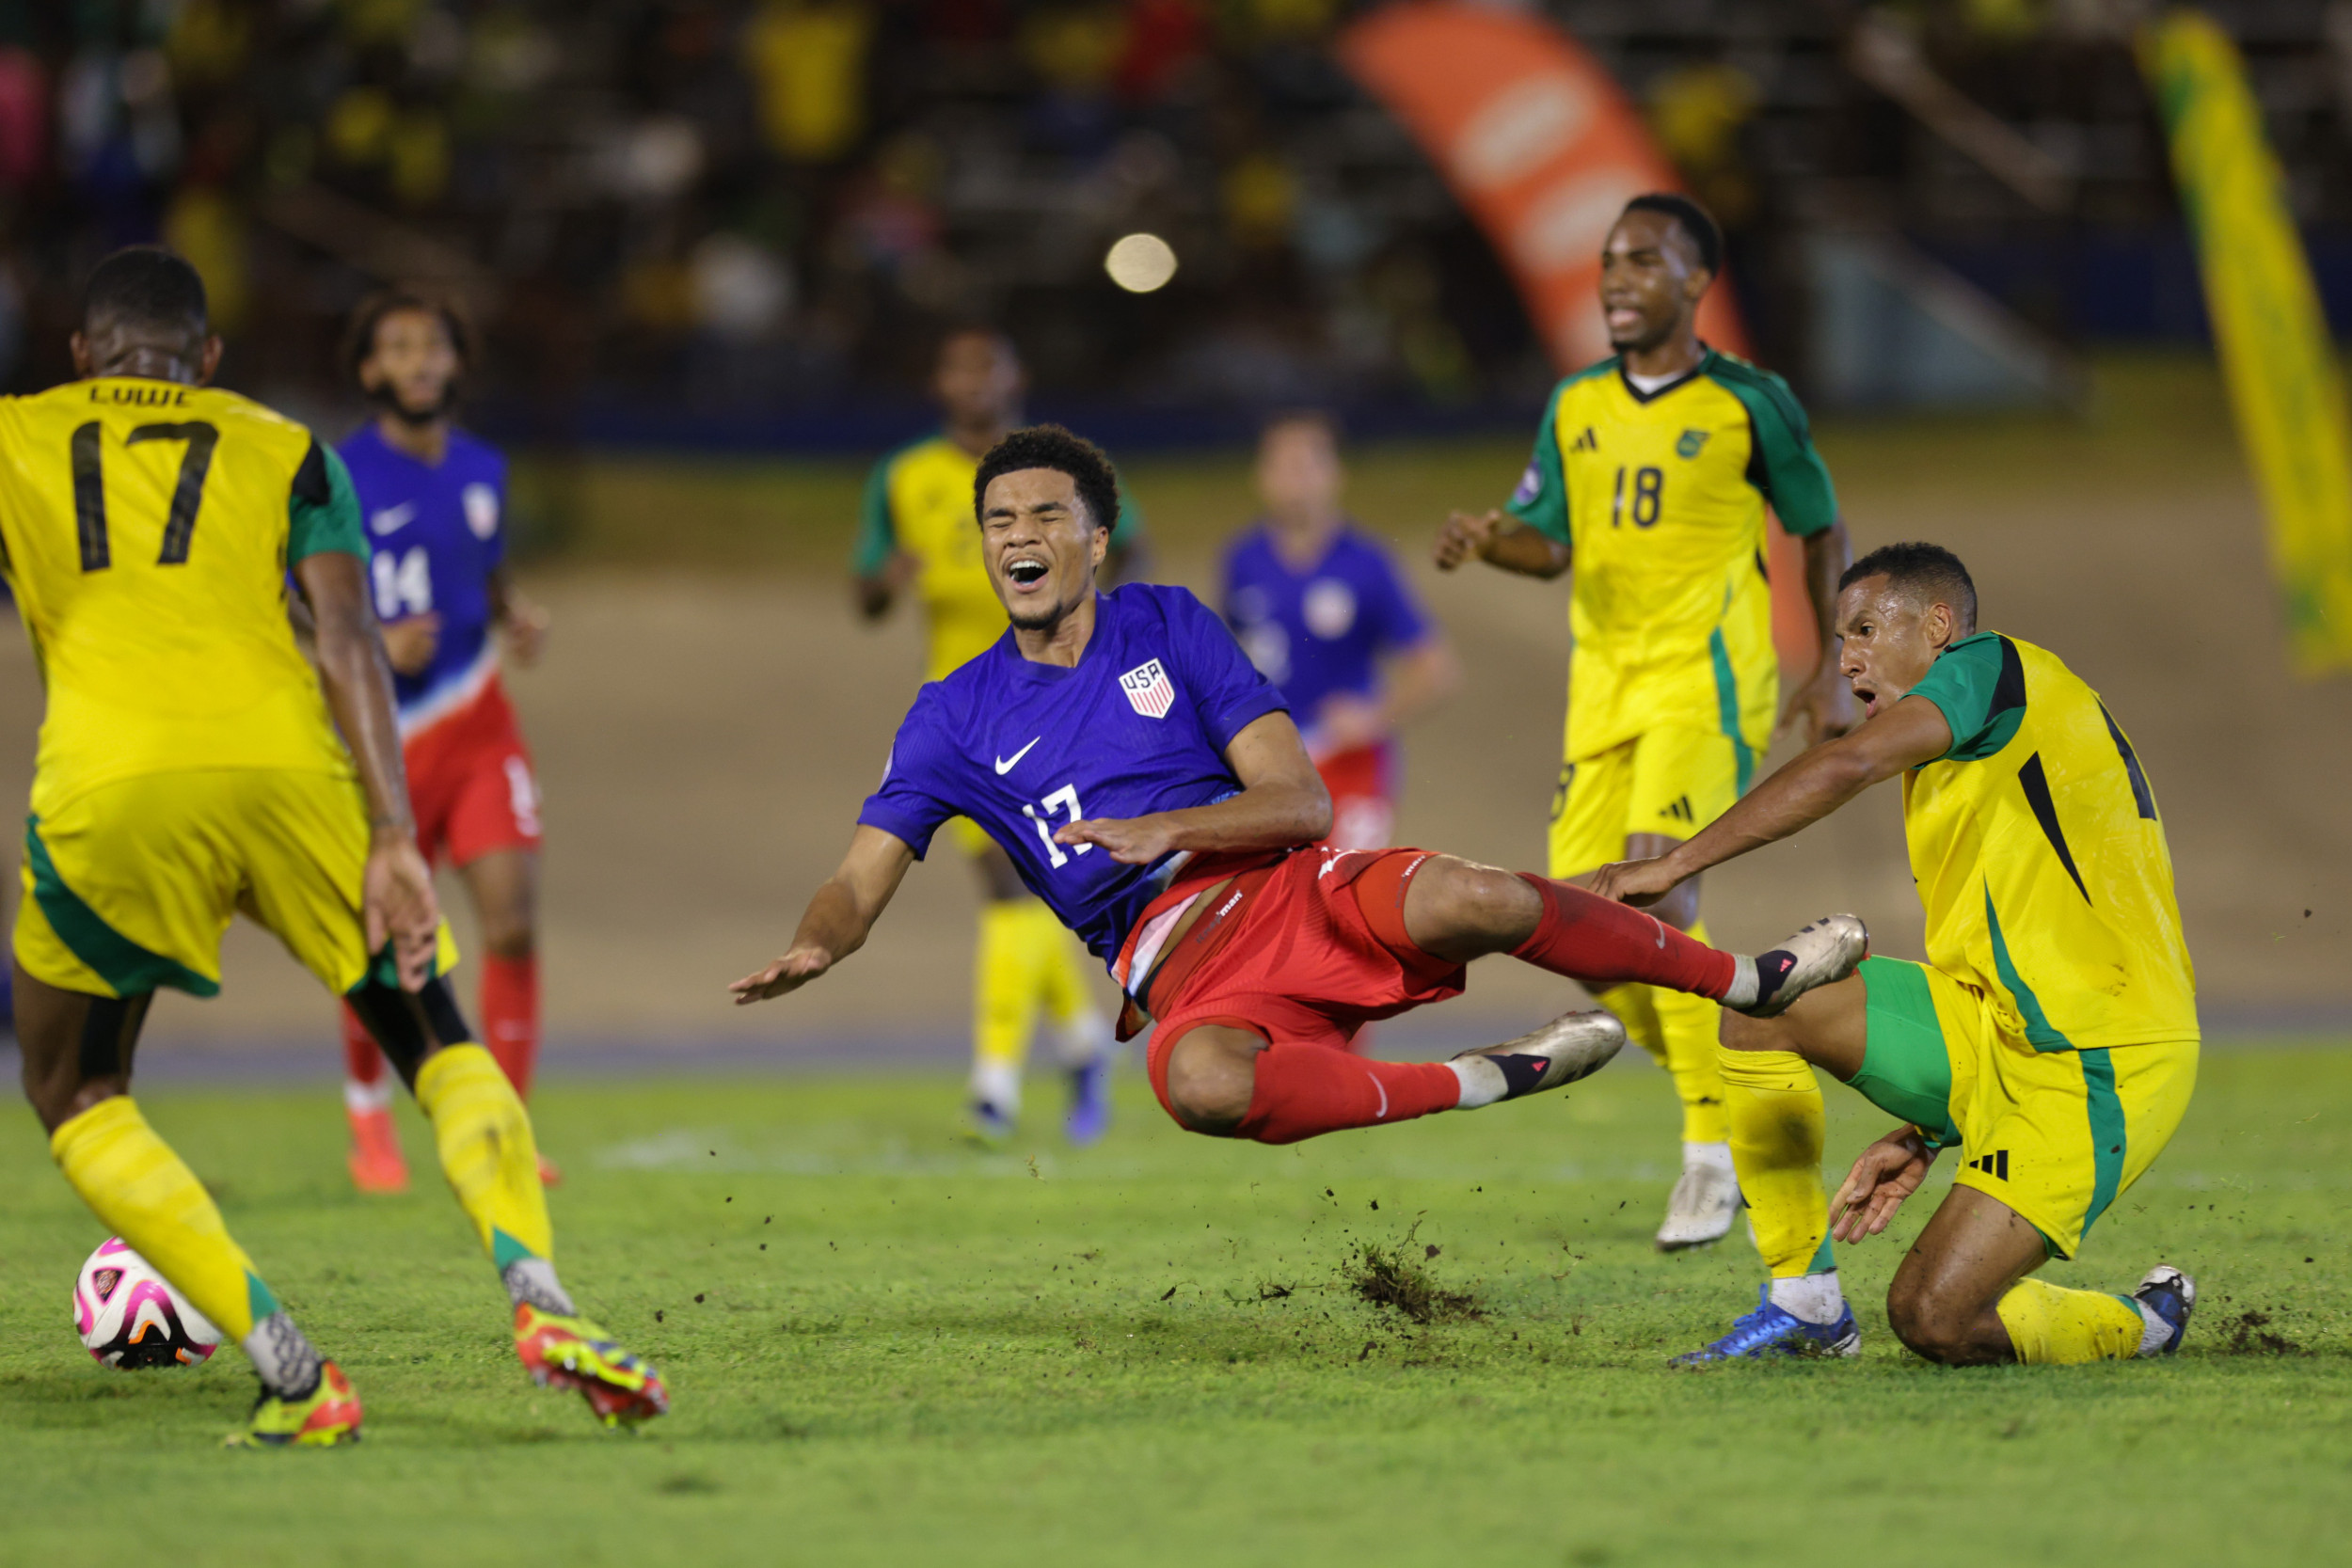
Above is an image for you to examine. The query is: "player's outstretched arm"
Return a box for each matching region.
[1432,509,1570,578]
[1778,519,1861,747]
[296,549,441,990]
[731,826,916,1004]
[1589,692,1955,907]
[1055,711,1330,865]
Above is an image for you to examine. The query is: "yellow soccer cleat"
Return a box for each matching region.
[228,1360,362,1448]
[514,1304,669,1428]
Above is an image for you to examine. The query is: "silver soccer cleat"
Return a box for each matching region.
[1727,913,1870,1019]
[1452,1009,1626,1100]
[1655,1161,1743,1252]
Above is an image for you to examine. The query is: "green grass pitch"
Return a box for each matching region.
[1,1049,2345,1566]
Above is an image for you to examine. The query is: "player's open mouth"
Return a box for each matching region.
[1852,683,1879,715]
[1006,559,1048,588]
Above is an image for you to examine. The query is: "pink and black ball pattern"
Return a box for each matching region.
[73,1238,220,1369]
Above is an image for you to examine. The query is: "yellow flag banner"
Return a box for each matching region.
[2142,9,2352,673]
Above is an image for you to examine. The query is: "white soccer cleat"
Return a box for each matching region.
[1655,1162,1743,1252]
[1728,914,1869,1018]
[1452,1009,1626,1101]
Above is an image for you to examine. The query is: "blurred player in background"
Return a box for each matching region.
[1,247,660,1443]
[333,289,555,1195]
[854,327,1142,1146]
[1593,544,2200,1367]
[1436,193,1856,1252]
[739,426,1868,1157]
[1222,411,1458,853]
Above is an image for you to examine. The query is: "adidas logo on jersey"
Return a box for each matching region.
[1658,795,1694,824]
[1569,427,1598,452]
[1966,1149,2011,1180]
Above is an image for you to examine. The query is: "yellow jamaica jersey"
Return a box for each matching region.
[1901,632,2199,1053]
[855,433,1145,682]
[1504,348,1837,775]
[0,378,368,819]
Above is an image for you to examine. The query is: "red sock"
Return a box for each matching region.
[1509,874,1735,998]
[481,953,540,1100]
[341,1004,389,1101]
[1235,1044,1461,1146]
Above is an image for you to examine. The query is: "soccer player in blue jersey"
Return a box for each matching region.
[1222,412,1457,853]
[734,427,1867,1146]
[332,290,555,1194]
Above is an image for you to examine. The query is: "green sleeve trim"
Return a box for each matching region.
[1705,352,1837,537]
[1502,379,1574,545]
[1906,632,2025,762]
[288,442,368,562]
[851,448,903,578]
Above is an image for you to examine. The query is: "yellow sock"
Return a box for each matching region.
[1995,1276,2150,1364]
[1594,981,1664,1065]
[1721,1046,1834,1277]
[973,899,1055,1103]
[1649,921,1729,1143]
[51,1096,272,1340]
[416,1044,551,1269]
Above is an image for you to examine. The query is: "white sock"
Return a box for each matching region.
[502,1257,576,1316]
[1722,955,1760,1009]
[1770,1271,1844,1324]
[971,1059,1022,1115]
[344,1076,394,1115]
[1448,1056,1508,1110]
[242,1310,324,1399]
[1052,1007,1111,1069]
[2132,1298,2170,1358]
[1684,1139,1734,1175]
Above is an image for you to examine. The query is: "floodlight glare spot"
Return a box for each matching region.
[1105,233,1178,293]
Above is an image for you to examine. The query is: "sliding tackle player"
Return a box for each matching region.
[1592,543,2200,1365]
[737,427,1867,1147]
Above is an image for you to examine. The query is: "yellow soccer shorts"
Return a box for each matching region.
[18,768,458,1001]
[1549,724,1746,879]
[1847,956,2199,1259]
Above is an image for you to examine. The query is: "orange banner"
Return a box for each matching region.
[1339,1,1815,672]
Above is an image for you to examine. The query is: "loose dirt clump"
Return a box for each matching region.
[1346,1240,1483,1324]
[2222,1309,2302,1354]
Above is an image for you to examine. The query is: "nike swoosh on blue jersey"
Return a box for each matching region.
[993,736,1041,774]
[370,502,417,536]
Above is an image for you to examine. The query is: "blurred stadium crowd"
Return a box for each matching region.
[3,1,2352,439]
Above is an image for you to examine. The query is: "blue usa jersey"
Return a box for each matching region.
[336,423,508,735]
[860,583,1290,965]
[1221,523,1432,741]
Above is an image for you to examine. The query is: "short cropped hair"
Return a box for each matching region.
[974,424,1120,533]
[935,322,1015,365]
[1260,407,1342,446]
[1620,193,1723,277]
[84,245,208,339]
[342,286,474,385]
[1841,541,1978,634]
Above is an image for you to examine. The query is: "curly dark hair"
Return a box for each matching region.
[340,285,475,387]
[973,424,1120,533]
[1620,192,1723,277]
[1841,541,1978,634]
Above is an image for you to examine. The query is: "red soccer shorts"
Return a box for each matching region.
[406,674,542,867]
[1142,847,1464,1116]
[1316,743,1394,851]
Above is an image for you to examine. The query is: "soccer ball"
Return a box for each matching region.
[73,1238,220,1369]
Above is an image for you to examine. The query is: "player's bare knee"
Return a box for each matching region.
[1885,1278,1980,1366]
[1405,857,1531,954]
[479,917,534,960]
[1164,1031,1259,1134]
[1719,1008,1790,1054]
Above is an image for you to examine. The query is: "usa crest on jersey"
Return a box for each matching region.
[1120,658,1176,719]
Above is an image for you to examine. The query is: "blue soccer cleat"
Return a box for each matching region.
[1672,1283,1861,1365]
[2132,1264,2196,1355]
[1065,1056,1113,1148]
